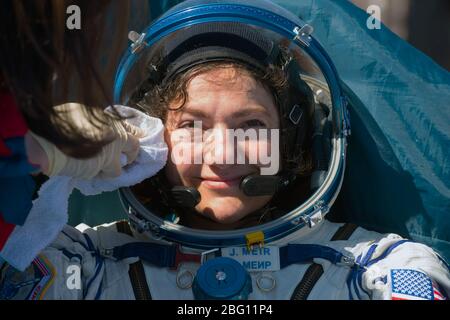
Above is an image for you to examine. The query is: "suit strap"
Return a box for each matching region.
[291,223,358,300]
[116,221,152,300]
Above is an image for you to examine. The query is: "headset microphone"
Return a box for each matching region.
[170,172,296,208]
[239,172,296,197]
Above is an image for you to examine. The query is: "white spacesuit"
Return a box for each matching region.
[1,0,449,300]
[0,219,448,300]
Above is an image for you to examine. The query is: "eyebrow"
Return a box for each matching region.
[180,108,208,118]
[233,107,271,118]
[181,106,271,119]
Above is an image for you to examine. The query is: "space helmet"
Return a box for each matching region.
[114,0,350,248]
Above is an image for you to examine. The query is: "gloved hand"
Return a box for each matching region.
[28,103,145,179]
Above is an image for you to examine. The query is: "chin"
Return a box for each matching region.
[211,212,246,224]
[198,204,247,225]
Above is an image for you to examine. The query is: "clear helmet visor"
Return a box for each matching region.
[114,0,350,247]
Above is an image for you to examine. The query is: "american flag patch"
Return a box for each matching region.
[391,269,446,300]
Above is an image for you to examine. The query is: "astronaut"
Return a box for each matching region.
[1,0,449,300]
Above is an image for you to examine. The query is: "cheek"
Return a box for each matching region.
[166,158,204,188]
[166,128,203,162]
[236,132,280,168]
[165,129,201,186]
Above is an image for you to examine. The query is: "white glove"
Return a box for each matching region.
[29,103,145,179]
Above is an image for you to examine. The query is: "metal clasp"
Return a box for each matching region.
[301,201,328,228]
[339,254,356,267]
[256,272,277,293]
[100,248,117,261]
[341,96,351,137]
[128,209,163,240]
[293,24,314,46]
[289,104,304,125]
[128,209,149,233]
[301,211,323,228]
[200,248,220,264]
[128,31,147,54]
[176,269,195,289]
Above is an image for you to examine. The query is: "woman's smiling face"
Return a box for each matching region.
[164,66,280,225]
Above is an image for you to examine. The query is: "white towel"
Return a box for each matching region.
[1,106,168,271]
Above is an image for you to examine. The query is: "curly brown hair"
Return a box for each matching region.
[132,61,287,120]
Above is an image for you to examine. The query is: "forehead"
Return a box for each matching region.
[172,67,278,119]
[189,67,256,88]
[188,67,265,101]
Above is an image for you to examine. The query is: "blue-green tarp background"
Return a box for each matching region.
[69,0,450,262]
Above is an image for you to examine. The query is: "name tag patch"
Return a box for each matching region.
[221,246,280,271]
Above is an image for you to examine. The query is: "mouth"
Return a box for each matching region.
[199,176,245,189]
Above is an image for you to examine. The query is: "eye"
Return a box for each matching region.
[242,119,267,128]
[178,121,196,129]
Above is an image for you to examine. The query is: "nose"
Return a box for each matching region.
[203,124,235,168]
